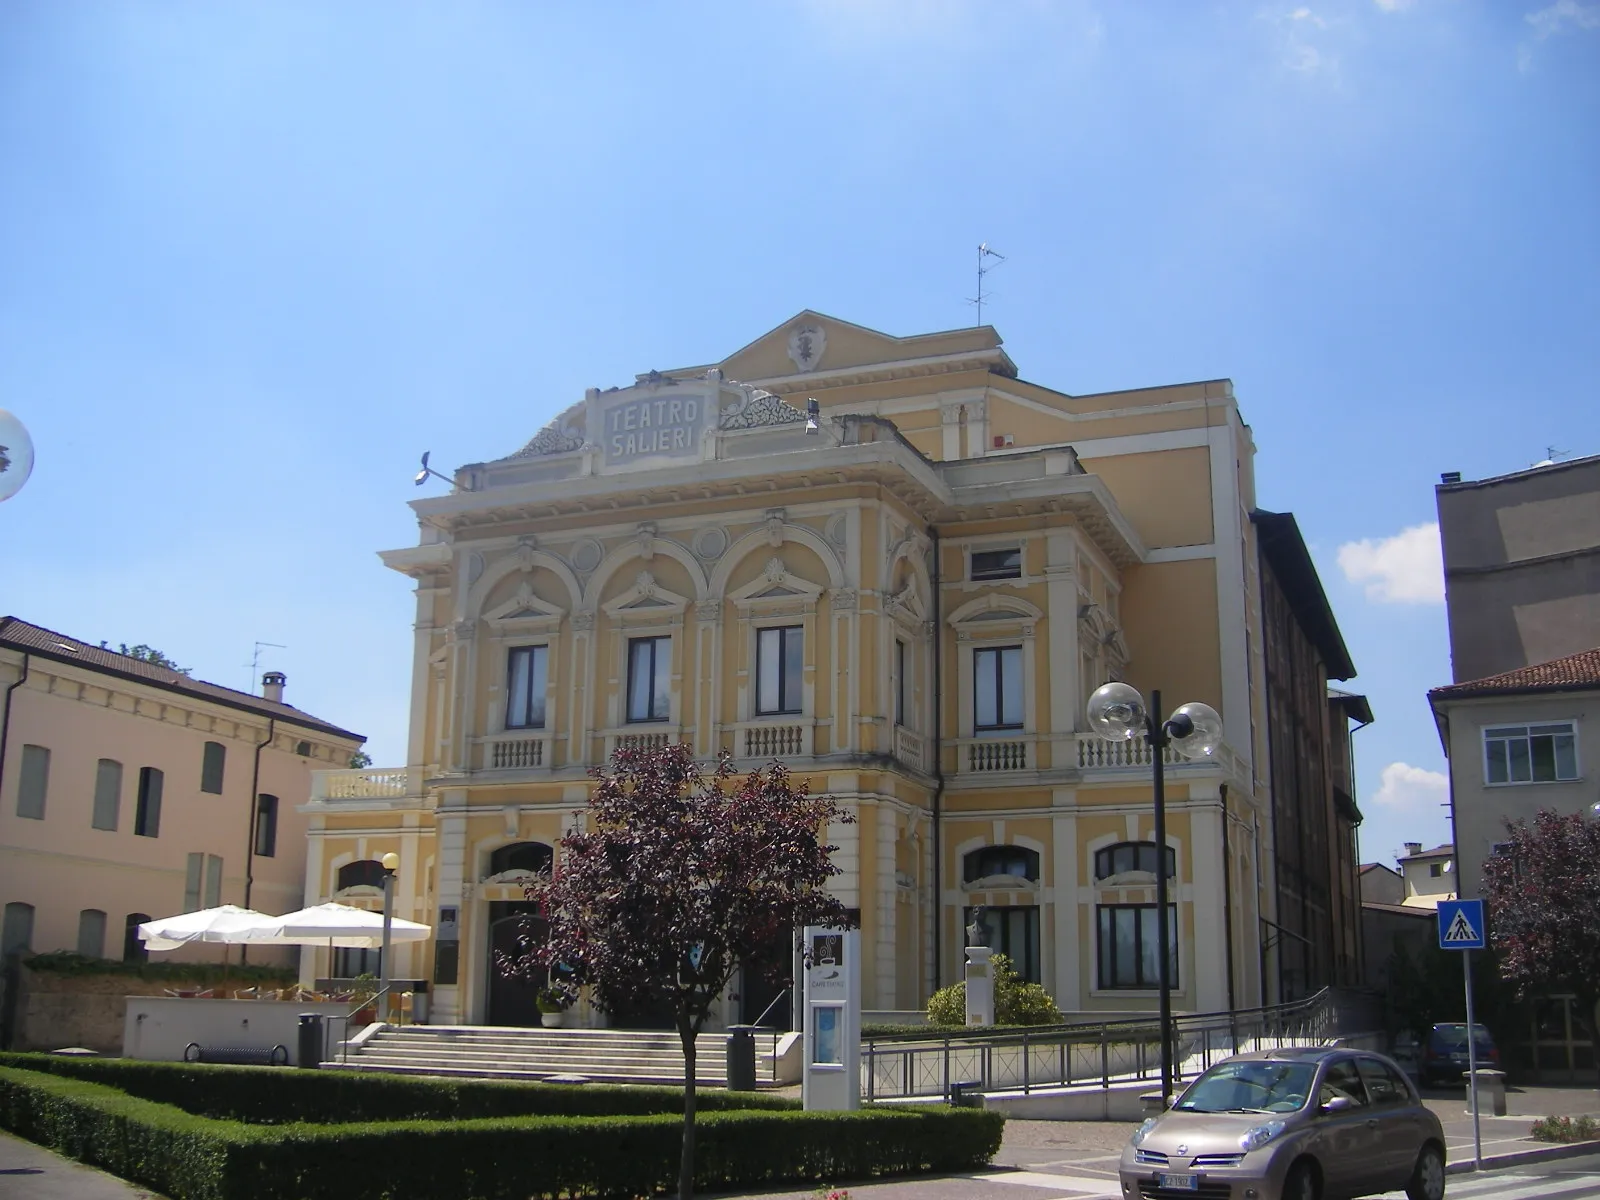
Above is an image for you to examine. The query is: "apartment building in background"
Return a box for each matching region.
[303,312,1364,1029]
[0,619,363,965]
[1436,453,1600,684]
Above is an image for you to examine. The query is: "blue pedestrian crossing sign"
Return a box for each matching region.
[1438,898,1486,950]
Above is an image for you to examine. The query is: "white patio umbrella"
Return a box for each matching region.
[235,902,431,948]
[137,905,274,952]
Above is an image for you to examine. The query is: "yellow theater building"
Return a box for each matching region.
[303,312,1360,1029]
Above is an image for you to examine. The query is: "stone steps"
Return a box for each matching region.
[332,1024,775,1086]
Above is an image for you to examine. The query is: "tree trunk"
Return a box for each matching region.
[679,1023,697,1200]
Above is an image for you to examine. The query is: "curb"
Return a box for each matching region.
[1447,1138,1600,1174]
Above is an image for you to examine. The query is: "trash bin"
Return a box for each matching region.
[297,1012,324,1070]
[726,1024,758,1092]
[949,1080,984,1108]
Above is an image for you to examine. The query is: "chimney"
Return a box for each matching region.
[1404,842,1422,858]
[262,671,286,703]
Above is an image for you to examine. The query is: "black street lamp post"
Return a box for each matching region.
[1086,683,1223,1108]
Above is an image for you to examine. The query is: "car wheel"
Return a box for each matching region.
[1405,1143,1445,1200]
[1283,1160,1318,1200]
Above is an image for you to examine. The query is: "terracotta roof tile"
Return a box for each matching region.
[0,616,362,741]
[1430,646,1600,701]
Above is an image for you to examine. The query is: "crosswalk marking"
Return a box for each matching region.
[1370,1172,1600,1200]
[967,1169,1116,1193]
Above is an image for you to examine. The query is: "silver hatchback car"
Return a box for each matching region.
[1118,1047,1446,1200]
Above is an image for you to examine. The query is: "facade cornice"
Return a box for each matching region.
[739,347,1014,393]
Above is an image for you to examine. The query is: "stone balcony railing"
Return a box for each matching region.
[309,766,417,802]
[893,725,927,773]
[731,719,814,761]
[476,730,553,771]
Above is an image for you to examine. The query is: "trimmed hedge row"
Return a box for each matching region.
[0,1053,796,1123]
[0,1066,1005,1200]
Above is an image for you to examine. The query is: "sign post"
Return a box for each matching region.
[801,926,859,1111]
[1438,898,1487,1171]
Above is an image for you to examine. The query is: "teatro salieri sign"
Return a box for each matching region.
[495,369,812,480]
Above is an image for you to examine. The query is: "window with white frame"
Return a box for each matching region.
[626,636,672,723]
[965,905,1040,982]
[1097,903,1178,990]
[974,645,1023,731]
[1484,722,1577,785]
[506,644,549,729]
[755,625,803,716]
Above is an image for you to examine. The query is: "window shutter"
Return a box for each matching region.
[204,856,224,908]
[77,909,107,958]
[17,744,49,819]
[200,742,226,794]
[92,759,122,830]
[184,854,204,911]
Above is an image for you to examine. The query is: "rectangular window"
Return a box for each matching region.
[204,855,223,908]
[17,744,49,819]
[974,646,1024,730]
[1096,904,1179,990]
[895,639,908,727]
[134,767,163,838]
[333,946,381,978]
[77,909,107,958]
[756,626,804,715]
[1429,862,1443,878]
[92,759,122,830]
[184,853,204,911]
[255,795,278,858]
[506,645,549,729]
[1484,723,1578,784]
[971,547,1022,580]
[626,637,671,723]
[200,741,226,794]
[965,905,1041,983]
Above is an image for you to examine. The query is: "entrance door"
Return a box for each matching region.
[486,902,546,1027]
[739,927,796,1030]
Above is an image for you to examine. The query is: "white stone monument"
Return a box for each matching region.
[801,925,860,1111]
[964,910,995,1027]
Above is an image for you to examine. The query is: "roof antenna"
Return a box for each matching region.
[967,243,1006,326]
[247,642,286,693]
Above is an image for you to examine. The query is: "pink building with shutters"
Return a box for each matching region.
[0,618,363,966]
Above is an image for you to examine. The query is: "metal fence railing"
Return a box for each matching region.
[861,988,1340,1101]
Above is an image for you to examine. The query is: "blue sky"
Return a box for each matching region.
[3,1,1596,872]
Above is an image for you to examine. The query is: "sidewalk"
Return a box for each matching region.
[0,1132,162,1200]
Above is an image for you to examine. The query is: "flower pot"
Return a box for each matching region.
[540,1011,563,1027]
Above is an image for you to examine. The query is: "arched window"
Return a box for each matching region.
[2,902,34,957]
[77,909,107,958]
[123,913,151,963]
[336,859,387,891]
[963,845,1040,884]
[489,842,553,877]
[1094,841,1176,880]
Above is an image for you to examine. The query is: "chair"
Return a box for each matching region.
[232,987,259,1000]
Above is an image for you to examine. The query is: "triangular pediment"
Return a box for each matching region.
[728,556,826,609]
[601,571,691,619]
[485,581,566,632]
[706,311,1007,385]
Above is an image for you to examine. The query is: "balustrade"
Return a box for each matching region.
[311,767,413,801]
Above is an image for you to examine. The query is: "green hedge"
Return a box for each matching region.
[0,1054,796,1123]
[0,1066,1004,1200]
[22,951,297,986]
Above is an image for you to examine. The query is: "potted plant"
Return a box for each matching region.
[348,973,380,1024]
[536,986,569,1027]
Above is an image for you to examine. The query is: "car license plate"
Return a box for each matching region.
[1158,1173,1198,1191]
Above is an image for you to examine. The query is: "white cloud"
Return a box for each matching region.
[1372,762,1449,813]
[1372,0,1416,11]
[1526,0,1600,39]
[1290,6,1328,28]
[1337,522,1444,604]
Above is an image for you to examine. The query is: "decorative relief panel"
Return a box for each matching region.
[692,526,729,561]
[720,387,807,430]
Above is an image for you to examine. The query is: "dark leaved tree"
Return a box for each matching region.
[1483,808,1600,1087]
[102,642,190,676]
[500,743,855,1200]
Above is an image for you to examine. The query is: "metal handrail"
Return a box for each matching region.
[333,985,399,1064]
[861,988,1340,1101]
[862,986,1333,1044]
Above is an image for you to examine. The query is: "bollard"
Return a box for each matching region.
[297,1012,324,1069]
[726,1024,758,1092]
[1467,1068,1507,1117]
